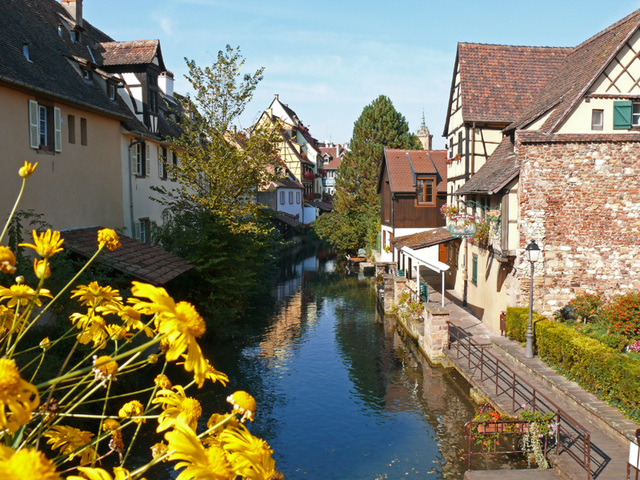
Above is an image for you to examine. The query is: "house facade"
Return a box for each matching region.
[319,143,345,197]
[445,8,640,332]
[377,148,448,266]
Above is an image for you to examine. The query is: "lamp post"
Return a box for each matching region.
[525,240,541,359]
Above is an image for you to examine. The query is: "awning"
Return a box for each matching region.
[399,246,449,307]
[62,227,194,285]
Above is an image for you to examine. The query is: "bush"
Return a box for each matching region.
[568,292,602,323]
[506,307,640,422]
[601,291,640,339]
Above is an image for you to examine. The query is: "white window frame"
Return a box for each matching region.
[591,109,604,131]
[28,100,61,152]
[280,191,285,205]
[633,103,640,127]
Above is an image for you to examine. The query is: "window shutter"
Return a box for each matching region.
[134,221,141,241]
[145,143,150,176]
[54,107,62,152]
[614,100,632,129]
[28,100,39,148]
[131,144,138,175]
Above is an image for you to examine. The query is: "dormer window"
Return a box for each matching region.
[70,29,80,43]
[416,176,436,206]
[82,68,92,82]
[108,83,117,101]
[23,43,31,62]
[58,24,63,37]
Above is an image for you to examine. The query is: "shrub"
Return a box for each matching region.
[602,291,640,339]
[568,292,602,323]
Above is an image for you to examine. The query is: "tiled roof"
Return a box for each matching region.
[510,9,640,132]
[270,178,304,190]
[96,40,164,68]
[273,213,302,228]
[391,227,455,250]
[456,137,518,195]
[325,157,341,170]
[383,149,447,193]
[62,227,193,285]
[0,0,126,118]
[456,43,569,125]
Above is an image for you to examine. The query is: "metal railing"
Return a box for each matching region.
[448,322,592,479]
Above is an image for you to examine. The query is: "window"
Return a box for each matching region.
[28,100,61,152]
[108,83,117,101]
[289,191,293,204]
[158,147,167,179]
[80,118,87,146]
[68,114,76,144]
[416,177,435,205]
[135,219,150,244]
[23,43,31,62]
[148,75,158,114]
[472,254,478,285]
[296,191,301,204]
[280,191,285,205]
[591,109,603,131]
[171,151,178,180]
[82,69,93,82]
[133,143,146,176]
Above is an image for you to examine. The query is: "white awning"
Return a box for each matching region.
[399,246,449,306]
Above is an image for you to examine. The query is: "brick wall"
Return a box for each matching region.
[517,139,640,316]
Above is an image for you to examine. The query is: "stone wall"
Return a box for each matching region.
[518,139,640,315]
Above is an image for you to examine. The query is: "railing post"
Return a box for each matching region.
[496,358,500,397]
[512,372,516,412]
[585,433,591,480]
[480,347,484,381]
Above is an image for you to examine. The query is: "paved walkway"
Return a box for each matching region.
[423,281,638,480]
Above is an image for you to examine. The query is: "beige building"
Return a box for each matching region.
[444,8,640,332]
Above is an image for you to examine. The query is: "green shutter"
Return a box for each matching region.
[614,100,632,129]
[472,254,478,285]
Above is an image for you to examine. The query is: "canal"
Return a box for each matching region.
[199,248,480,479]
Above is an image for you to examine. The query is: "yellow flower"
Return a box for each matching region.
[43,425,95,465]
[102,418,121,432]
[97,302,154,337]
[0,305,21,336]
[33,258,51,279]
[71,281,122,308]
[92,355,118,382]
[130,282,208,386]
[0,358,39,433]
[220,424,278,480]
[203,359,229,386]
[227,391,257,422]
[18,160,37,178]
[164,420,234,480]
[151,441,169,461]
[119,400,145,424]
[98,228,122,251]
[71,312,109,348]
[206,413,239,437]
[154,373,172,390]
[153,385,202,432]
[67,466,144,480]
[0,246,16,274]
[0,284,52,308]
[0,446,60,479]
[19,229,63,258]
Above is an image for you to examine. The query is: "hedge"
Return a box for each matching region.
[505,307,640,422]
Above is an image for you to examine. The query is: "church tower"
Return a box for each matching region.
[416,112,433,150]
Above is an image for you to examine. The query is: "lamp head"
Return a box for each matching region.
[525,240,541,262]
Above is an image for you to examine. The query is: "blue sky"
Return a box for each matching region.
[83,1,640,148]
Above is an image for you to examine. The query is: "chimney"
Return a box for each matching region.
[159,71,174,97]
[274,93,279,101]
[62,0,83,28]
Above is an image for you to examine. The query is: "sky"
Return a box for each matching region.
[82,0,640,149]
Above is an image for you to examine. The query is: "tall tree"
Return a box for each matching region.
[314,95,420,252]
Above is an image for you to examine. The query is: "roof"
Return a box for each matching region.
[381,149,447,193]
[0,0,126,118]
[444,43,569,134]
[268,177,304,190]
[273,213,302,228]
[391,228,455,250]
[62,227,193,285]
[96,40,165,69]
[455,136,519,195]
[509,9,640,132]
[324,156,341,170]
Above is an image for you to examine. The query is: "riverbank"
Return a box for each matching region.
[377,271,637,479]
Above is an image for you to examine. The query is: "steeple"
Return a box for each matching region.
[417,111,432,150]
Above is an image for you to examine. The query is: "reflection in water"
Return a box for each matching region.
[200,250,477,479]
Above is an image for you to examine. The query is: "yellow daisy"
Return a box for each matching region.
[206,413,239,437]
[220,424,278,480]
[164,419,234,480]
[18,160,37,178]
[0,358,39,433]
[67,466,144,480]
[43,424,95,465]
[97,228,122,251]
[71,313,109,348]
[154,373,172,390]
[118,400,145,424]
[0,284,52,308]
[97,302,154,337]
[33,258,51,279]
[19,229,63,258]
[0,446,60,480]
[130,282,208,386]
[92,355,118,382]
[0,246,16,274]
[153,385,202,432]
[0,305,21,336]
[227,391,257,423]
[71,281,122,308]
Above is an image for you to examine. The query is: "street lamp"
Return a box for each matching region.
[525,240,541,359]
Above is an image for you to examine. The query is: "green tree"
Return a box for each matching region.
[314,95,420,252]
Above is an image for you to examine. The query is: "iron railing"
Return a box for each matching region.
[448,322,592,479]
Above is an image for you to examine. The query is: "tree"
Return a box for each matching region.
[314,95,420,252]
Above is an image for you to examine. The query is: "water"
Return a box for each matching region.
[202,249,479,479]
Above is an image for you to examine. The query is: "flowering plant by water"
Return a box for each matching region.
[518,403,557,470]
[0,162,281,478]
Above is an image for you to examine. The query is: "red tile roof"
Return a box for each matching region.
[383,149,447,193]
[391,227,455,250]
[62,227,193,285]
[325,157,341,170]
[454,43,569,127]
[97,40,163,67]
[509,9,640,133]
